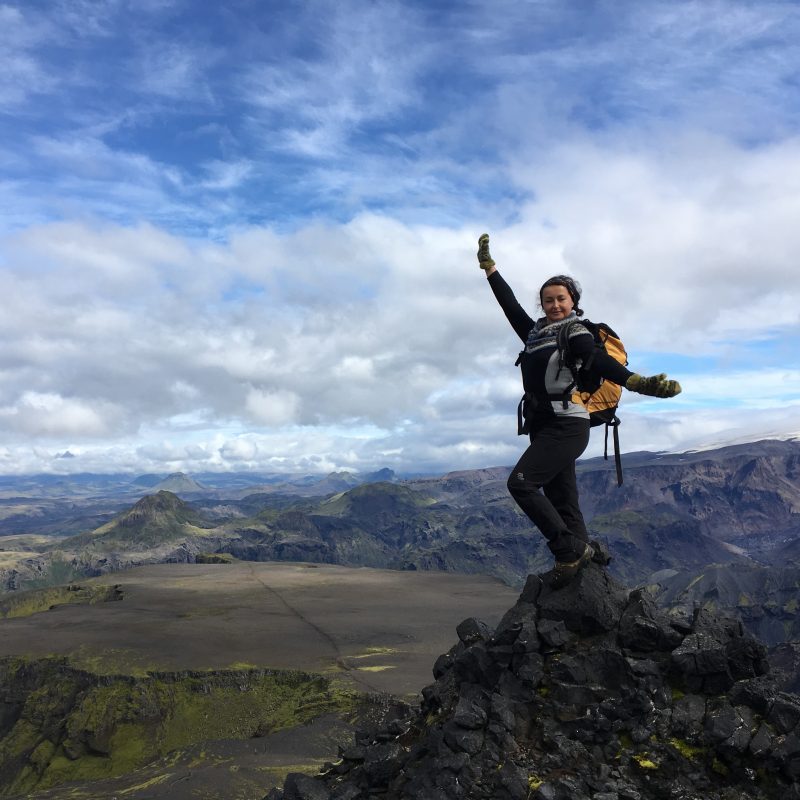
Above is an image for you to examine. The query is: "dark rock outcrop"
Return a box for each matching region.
[267,563,799,800]
[654,563,800,647]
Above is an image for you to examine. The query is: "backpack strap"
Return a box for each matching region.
[603,416,623,487]
[560,319,624,486]
[555,321,575,376]
[554,321,580,409]
[517,394,527,435]
[548,388,575,410]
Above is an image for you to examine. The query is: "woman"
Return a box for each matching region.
[477,234,681,588]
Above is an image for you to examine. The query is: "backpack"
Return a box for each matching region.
[516,319,628,486]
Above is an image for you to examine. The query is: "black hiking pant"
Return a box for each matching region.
[507,416,590,563]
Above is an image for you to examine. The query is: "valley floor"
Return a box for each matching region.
[0,562,519,799]
[0,561,518,696]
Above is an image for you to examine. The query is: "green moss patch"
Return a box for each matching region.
[348,647,398,659]
[0,584,122,620]
[668,737,705,760]
[66,646,157,678]
[632,753,659,770]
[355,665,395,673]
[195,552,237,564]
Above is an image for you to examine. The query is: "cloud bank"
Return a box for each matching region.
[0,0,798,475]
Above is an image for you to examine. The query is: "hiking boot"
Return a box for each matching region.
[589,539,612,566]
[548,543,595,590]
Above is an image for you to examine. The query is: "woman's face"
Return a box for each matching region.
[541,284,575,323]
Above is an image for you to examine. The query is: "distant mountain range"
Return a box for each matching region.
[0,439,798,645]
[0,467,401,502]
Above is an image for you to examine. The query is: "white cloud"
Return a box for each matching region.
[501,135,800,352]
[0,5,58,107]
[657,369,800,410]
[241,2,430,157]
[200,160,253,191]
[136,41,214,100]
[8,219,189,294]
[245,388,300,426]
[0,186,797,475]
[219,437,259,462]
[587,404,800,460]
[334,356,376,382]
[0,391,119,437]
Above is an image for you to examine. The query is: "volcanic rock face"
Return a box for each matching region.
[268,564,800,800]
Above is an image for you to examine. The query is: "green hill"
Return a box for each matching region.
[65,491,214,549]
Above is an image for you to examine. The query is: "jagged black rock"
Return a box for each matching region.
[267,564,800,800]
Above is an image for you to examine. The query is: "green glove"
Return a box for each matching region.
[477,233,495,270]
[626,373,682,398]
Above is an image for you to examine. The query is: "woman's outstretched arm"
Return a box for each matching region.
[565,322,682,397]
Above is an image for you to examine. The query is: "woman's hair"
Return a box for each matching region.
[539,274,583,317]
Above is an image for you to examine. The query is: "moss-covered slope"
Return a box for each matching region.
[0,584,122,620]
[0,656,357,797]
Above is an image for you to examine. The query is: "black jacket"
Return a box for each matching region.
[488,270,633,422]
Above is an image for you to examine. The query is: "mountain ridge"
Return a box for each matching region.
[0,439,798,652]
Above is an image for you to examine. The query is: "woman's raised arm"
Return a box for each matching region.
[477,233,534,342]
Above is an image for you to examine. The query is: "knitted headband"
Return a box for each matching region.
[539,275,583,317]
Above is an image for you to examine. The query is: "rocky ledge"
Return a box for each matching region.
[268,561,800,800]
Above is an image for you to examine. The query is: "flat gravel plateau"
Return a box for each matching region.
[0,561,519,695]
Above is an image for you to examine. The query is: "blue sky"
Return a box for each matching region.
[0,0,799,476]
